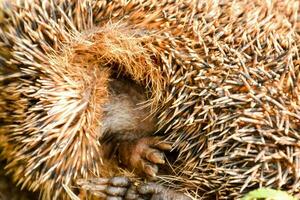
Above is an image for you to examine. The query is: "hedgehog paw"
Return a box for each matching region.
[77,176,131,200]
[118,137,171,178]
[137,182,191,200]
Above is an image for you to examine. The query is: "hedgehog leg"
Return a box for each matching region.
[118,137,172,178]
[137,182,191,200]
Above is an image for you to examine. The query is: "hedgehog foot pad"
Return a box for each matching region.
[118,137,171,178]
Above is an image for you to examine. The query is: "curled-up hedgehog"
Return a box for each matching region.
[1,0,300,200]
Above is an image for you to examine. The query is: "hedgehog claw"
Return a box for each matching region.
[143,163,158,177]
[155,142,172,151]
[118,137,169,178]
[145,149,165,164]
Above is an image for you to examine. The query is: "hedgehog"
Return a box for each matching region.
[73,0,300,199]
[1,0,300,200]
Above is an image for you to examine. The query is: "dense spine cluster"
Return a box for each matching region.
[0,0,300,199]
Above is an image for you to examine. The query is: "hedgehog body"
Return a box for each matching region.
[0,0,300,199]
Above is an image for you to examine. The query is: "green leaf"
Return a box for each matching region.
[242,188,298,200]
